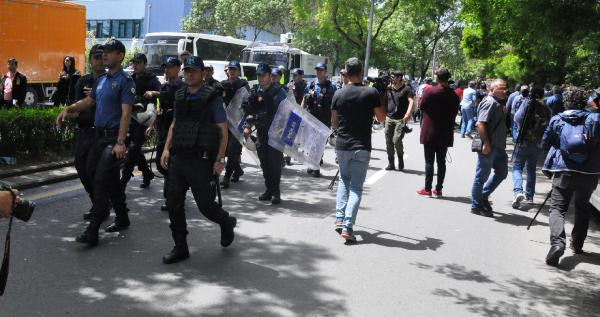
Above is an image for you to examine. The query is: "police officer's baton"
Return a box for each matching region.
[213,175,223,208]
[527,189,552,230]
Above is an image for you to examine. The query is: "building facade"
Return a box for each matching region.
[70,0,280,50]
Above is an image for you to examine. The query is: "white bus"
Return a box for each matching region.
[242,42,331,84]
[141,32,251,76]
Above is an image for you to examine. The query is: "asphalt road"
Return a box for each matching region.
[0,122,599,317]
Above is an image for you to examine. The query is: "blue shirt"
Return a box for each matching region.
[460,87,477,108]
[545,94,564,116]
[174,86,227,124]
[506,91,520,113]
[91,69,136,129]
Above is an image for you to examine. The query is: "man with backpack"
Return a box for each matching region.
[542,87,600,266]
[511,85,551,209]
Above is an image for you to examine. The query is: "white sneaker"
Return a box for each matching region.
[512,193,526,209]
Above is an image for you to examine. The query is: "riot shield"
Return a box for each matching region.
[268,95,330,170]
[225,88,259,163]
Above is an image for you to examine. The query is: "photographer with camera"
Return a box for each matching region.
[541,87,600,265]
[416,68,460,198]
[383,71,414,171]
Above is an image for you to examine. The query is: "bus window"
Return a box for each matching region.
[243,65,257,81]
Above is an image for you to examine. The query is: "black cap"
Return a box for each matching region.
[131,53,147,64]
[227,61,241,70]
[183,56,205,70]
[161,57,181,68]
[256,63,271,76]
[315,62,327,70]
[103,38,126,54]
[89,44,104,57]
[292,68,304,75]
[271,68,282,76]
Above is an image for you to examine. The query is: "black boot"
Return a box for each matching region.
[397,156,404,171]
[385,157,395,171]
[231,168,244,182]
[221,172,232,189]
[220,216,237,247]
[140,172,154,189]
[105,212,130,232]
[259,192,272,201]
[163,233,189,264]
[76,220,101,246]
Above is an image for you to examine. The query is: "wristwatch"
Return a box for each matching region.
[117,139,125,146]
[217,157,226,164]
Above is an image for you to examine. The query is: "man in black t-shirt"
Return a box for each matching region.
[384,71,414,171]
[331,57,386,242]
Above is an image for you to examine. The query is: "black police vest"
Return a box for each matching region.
[133,71,158,105]
[157,81,183,131]
[249,84,280,142]
[74,74,96,128]
[221,79,249,106]
[306,80,334,112]
[293,80,306,105]
[171,86,221,155]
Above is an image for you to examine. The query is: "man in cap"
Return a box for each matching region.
[121,53,161,189]
[271,67,288,92]
[243,63,288,204]
[144,57,185,210]
[288,68,306,105]
[56,39,135,246]
[220,61,250,189]
[160,56,237,264]
[1,58,28,108]
[71,44,107,220]
[301,62,336,177]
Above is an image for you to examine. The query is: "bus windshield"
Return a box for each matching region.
[247,51,288,67]
[142,35,185,75]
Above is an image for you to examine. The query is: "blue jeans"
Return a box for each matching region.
[460,106,475,136]
[512,121,519,142]
[335,149,371,231]
[512,141,540,199]
[471,147,509,208]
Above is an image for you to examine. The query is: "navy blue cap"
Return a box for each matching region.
[131,53,147,63]
[315,62,327,70]
[271,68,282,76]
[103,38,126,54]
[227,61,241,70]
[162,57,181,68]
[292,68,304,75]
[183,56,205,70]
[89,44,104,57]
[256,63,271,76]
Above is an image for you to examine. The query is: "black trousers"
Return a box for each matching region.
[122,120,152,184]
[424,144,448,191]
[86,135,128,220]
[549,172,599,249]
[74,128,96,204]
[155,140,169,199]
[257,142,283,197]
[224,130,243,178]
[166,155,229,236]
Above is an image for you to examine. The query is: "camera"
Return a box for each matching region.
[367,72,391,94]
[401,125,413,134]
[13,199,35,222]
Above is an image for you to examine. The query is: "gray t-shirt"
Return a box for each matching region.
[477,95,507,149]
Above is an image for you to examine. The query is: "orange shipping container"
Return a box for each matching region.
[0,0,86,105]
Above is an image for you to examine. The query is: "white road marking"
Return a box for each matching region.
[365,169,388,185]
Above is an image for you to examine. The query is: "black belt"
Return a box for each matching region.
[95,128,119,138]
[172,148,211,159]
[77,126,95,134]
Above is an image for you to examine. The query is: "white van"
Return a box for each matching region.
[203,60,258,87]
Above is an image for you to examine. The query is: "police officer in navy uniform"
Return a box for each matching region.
[220,61,249,189]
[160,56,236,264]
[144,57,184,211]
[72,44,106,221]
[301,62,336,177]
[289,68,307,105]
[243,63,287,204]
[57,39,135,246]
[121,53,160,189]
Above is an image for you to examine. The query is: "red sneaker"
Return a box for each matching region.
[416,188,432,197]
[432,189,442,198]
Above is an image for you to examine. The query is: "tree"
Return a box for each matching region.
[461,0,600,84]
[183,0,292,41]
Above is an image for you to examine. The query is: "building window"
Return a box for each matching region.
[85,19,143,39]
